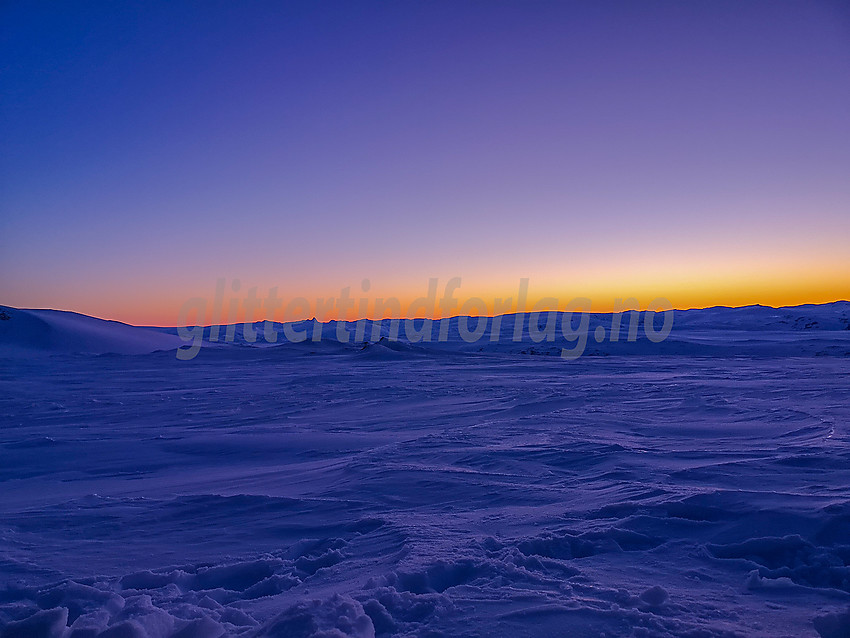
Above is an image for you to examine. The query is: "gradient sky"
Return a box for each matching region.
[2,1,849,324]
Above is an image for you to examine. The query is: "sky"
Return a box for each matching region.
[2,1,849,325]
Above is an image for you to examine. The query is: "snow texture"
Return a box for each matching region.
[1,302,850,636]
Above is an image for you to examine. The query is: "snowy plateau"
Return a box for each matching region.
[2,303,850,637]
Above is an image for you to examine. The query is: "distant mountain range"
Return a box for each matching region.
[1,301,849,358]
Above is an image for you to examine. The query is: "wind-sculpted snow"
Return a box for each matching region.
[1,343,850,636]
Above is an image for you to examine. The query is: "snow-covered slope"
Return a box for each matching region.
[2,350,850,637]
[0,307,185,356]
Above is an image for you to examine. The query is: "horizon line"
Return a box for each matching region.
[4,299,849,329]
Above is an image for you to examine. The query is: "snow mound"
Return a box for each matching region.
[256,595,374,637]
[0,307,185,357]
[814,607,850,638]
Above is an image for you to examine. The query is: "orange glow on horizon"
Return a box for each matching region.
[21,275,850,327]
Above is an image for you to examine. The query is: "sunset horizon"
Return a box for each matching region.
[3,1,848,324]
[2,2,849,636]
[8,286,850,328]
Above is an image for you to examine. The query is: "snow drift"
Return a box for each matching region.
[0,307,184,357]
